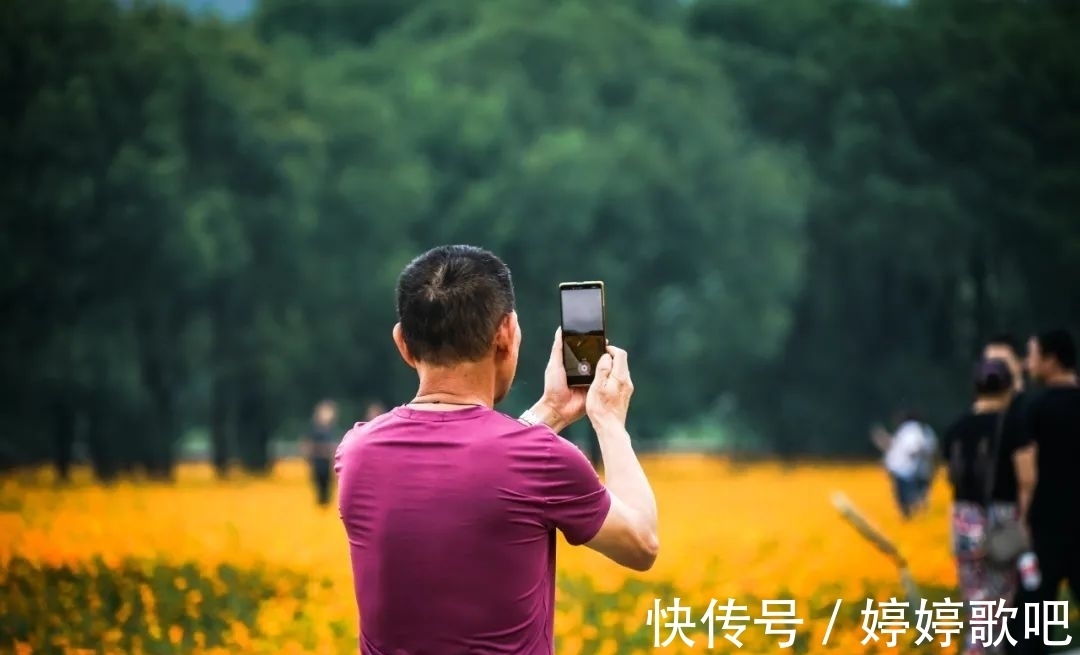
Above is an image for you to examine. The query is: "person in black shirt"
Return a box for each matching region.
[984,335,1038,524]
[301,399,340,507]
[983,335,1039,655]
[942,358,1028,655]
[1011,329,1080,655]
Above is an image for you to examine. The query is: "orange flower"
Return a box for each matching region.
[1,457,974,654]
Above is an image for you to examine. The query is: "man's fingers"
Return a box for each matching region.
[607,345,629,379]
[546,327,564,373]
[593,353,614,379]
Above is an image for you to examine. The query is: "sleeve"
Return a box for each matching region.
[539,434,613,546]
[333,423,364,477]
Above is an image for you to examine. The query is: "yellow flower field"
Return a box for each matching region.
[0,455,1070,654]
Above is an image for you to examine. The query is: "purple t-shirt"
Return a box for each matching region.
[334,405,612,655]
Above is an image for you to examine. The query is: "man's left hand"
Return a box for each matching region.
[528,327,587,433]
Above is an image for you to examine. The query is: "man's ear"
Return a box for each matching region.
[392,323,417,370]
[494,312,518,358]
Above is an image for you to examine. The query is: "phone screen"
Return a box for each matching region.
[560,283,606,386]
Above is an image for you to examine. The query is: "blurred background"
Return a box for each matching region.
[3,0,1080,477]
[2,0,1079,653]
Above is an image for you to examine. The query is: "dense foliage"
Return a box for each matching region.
[3,0,1078,477]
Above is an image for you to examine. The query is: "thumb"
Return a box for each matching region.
[594,353,613,378]
[547,328,563,369]
[546,327,566,377]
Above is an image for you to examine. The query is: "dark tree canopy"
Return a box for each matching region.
[2,0,1078,478]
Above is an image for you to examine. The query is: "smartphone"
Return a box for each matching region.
[559,281,607,387]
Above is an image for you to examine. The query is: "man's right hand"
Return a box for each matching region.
[580,343,658,572]
[586,345,634,427]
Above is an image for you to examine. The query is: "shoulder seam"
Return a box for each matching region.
[492,410,560,436]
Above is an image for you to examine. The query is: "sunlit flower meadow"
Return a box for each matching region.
[1,455,1073,654]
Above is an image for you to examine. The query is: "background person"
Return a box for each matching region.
[363,401,386,422]
[334,245,659,655]
[982,334,1034,653]
[1012,328,1080,655]
[912,418,939,513]
[983,333,1032,513]
[984,334,1027,395]
[300,399,340,507]
[871,409,936,519]
[941,358,1027,655]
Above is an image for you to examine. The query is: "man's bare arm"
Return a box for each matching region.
[1013,444,1037,525]
[870,425,892,453]
[584,419,659,572]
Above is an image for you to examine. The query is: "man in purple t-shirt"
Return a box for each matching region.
[335,245,660,655]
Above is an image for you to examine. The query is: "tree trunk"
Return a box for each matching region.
[85,397,118,484]
[51,397,76,483]
[238,385,273,474]
[135,310,179,482]
[144,376,177,482]
[932,275,957,362]
[209,299,233,478]
[970,241,989,354]
[210,377,232,478]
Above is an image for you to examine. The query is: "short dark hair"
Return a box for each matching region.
[974,358,1013,396]
[395,245,516,365]
[985,333,1022,356]
[1035,328,1078,371]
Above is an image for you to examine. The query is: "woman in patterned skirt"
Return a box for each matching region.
[940,358,1028,655]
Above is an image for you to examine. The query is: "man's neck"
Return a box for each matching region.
[412,362,498,408]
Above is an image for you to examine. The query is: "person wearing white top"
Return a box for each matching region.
[911,423,938,511]
[872,413,936,519]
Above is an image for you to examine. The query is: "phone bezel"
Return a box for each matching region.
[559,281,606,387]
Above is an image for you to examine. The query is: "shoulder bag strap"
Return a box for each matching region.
[982,409,1008,507]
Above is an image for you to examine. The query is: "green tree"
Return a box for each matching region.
[254,0,425,48]
[350,0,809,439]
[688,0,1080,453]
